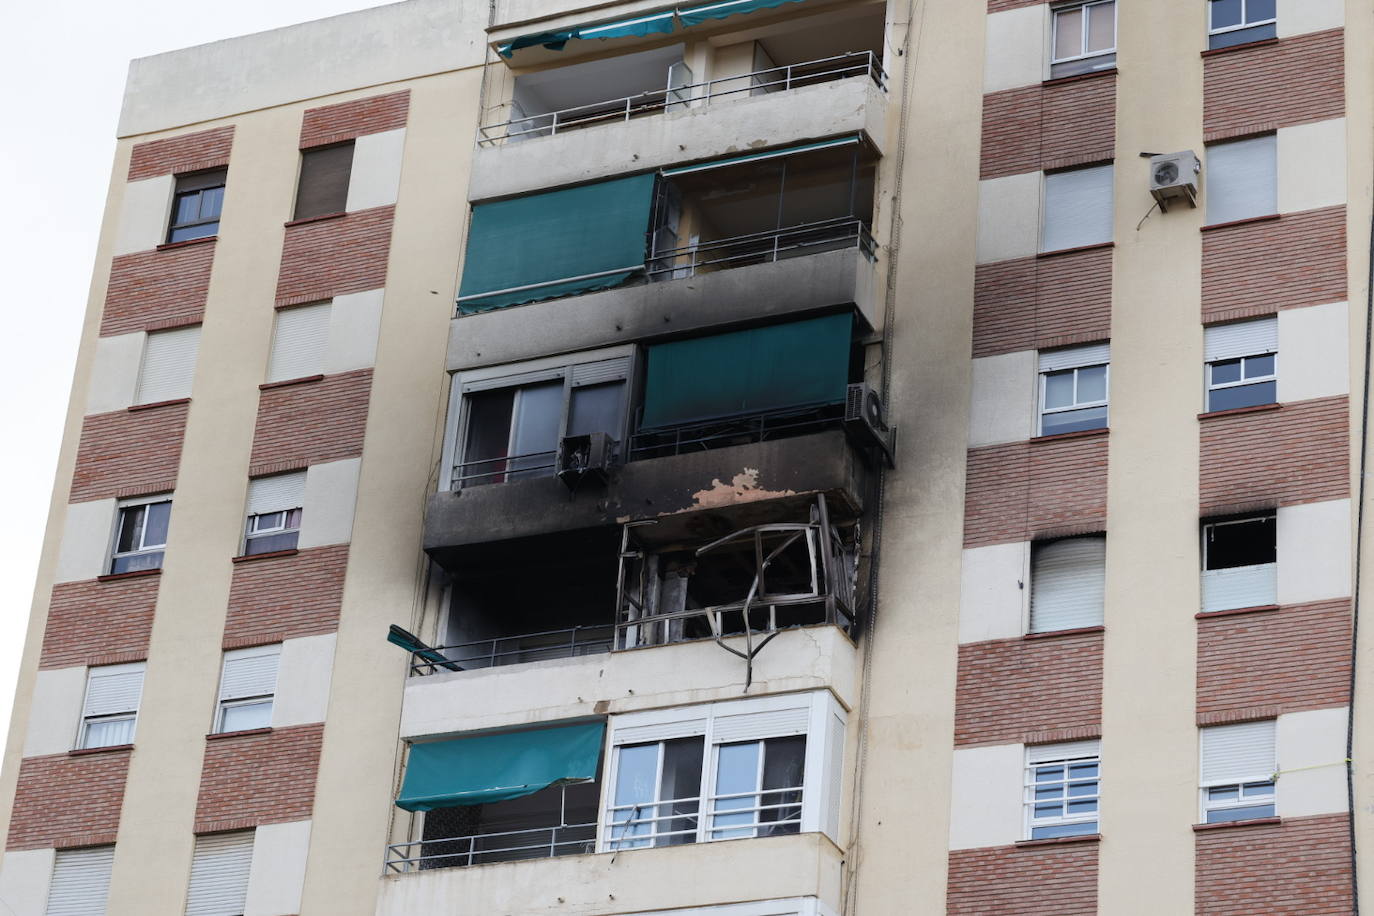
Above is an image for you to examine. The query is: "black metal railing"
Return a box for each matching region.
[387,822,598,871]
[629,405,845,461]
[647,217,876,280]
[409,625,615,675]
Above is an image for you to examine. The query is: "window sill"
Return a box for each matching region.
[68,744,133,758]
[1037,240,1113,259]
[156,235,217,252]
[1015,833,1101,849]
[259,374,324,391]
[1193,816,1281,832]
[1024,625,1105,641]
[1201,36,1279,58]
[232,549,299,564]
[128,397,191,413]
[285,211,347,228]
[97,568,161,583]
[1196,604,1280,620]
[1197,402,1281,421]
[1042,67,1117,88]
[1031,427,1109,444]
[206,727,273,741]
[1201,213,1280,232]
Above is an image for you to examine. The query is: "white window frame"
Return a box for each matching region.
[1199,721,1277,824]
[1201,514,1277,612]
[1206,353,1277,409]
[1208,0,1276,39]
[214,645,281,734]
[78,662,146,750]
[244,508,302,547]
[1038,344,1110,436]
[1050,1,1117,70]
[1024,740,1101,840]
[108,494,172,574]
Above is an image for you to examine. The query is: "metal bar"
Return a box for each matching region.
[456,266,642,303]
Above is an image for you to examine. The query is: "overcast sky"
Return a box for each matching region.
[0,1,389,747]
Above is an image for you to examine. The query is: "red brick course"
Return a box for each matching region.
[1203,30,1344,139]
[948,840,1098,914]
[981,75,1116,180]
[101,242,215,337]
[955,631,1103,747]
[1202,207,1347,322]
[7,750,132,850]
[1199,396,1349,512]
[69,402,189,503]
[274,206,394,307]
[299,90,410,149]
[249,370,373,469]
[1196,814,1352,914]
[1198,600,1351,717]
[128,126,235,181]
[40,576,160,669]
[194,724,324,831]
[223,545,350,646]
[973,247,1112,358]
[964,434,1109,548]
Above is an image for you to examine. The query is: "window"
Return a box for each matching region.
[1208,0,1276,49]
[1025,740,1100,839]
[1041,164,1113,253]
[110,497,171,574]
[167,169,226,243]
[294,142,355,221]
[1051,1,1116,78]
[1038,344,1109,436]
[1205,135,1276,225]
[1030,536,1106,633]
[1200,720,1276,823]
[136,325,201,405]
[1205,318,1277,412]
[79,663,145,750]
[45,846,114,916]
[266,302,330,383]
[243,472,305,556]
[215,645,280,733]
[1202,514,1276,612]
[185,832,253,916]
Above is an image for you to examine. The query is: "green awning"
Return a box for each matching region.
[661,136,861,177]
[458,173,656,313]
[640,313,852,430]
[678,0,807,26]
[396,722,605,811]
[498,12,676,57]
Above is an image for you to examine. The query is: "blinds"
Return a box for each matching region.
[1205,317,1277,362]
[1041,164,1114,253]
[84,664,145,718]
[1201,563,1277,613]
[1039,342,1110,373]
[1205,135,1276,225]
[219,647,280,701]
[137,325,201,404]
[613,717,709,746]
[294,142,355,220]
[1030,537,1106,633]
[1028,738,1100,764]
[184,832,254,916]
[246,472,306,516]
[571,356,632,386]
[46,846,115,916]
[1201,720,1275,784]
[712,706,810,743]
[267,303,330,383]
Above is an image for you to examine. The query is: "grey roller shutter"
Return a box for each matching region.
[1204,317,1277,362]
[83,664,145,718]
[1041,164,1114,253]
[246,472,306,516]
[185,832,253,916]
[219,648,280,702]
[137,325,201,404]
[267,303,330,383]
[1201,720,1275,784]
[46,846,114,916]
[294,142,354,220]
[1030,537,1106,633]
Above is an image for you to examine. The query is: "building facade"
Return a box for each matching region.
[1,0,1372,913]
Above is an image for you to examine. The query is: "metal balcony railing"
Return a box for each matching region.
[451,449,557,489]
[629,405,845,461]
[407,625,615,676]
[604,786,803,850]
[647,217,876,280]
[479,51,886,146]
[385,822,598,872]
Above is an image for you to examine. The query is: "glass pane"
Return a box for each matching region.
[244,531,300,556]
[1032,821,1096,839]
[83,716,135,749]
[1087,2,1115,51]
[199,186,225,220]
[611,744,660,848]
[1244,354,1275,378]
[1211,0,1242,28]
[1042,405,1107,436]
[252,511,286,532]
[1210,358,1243,385]
[1054,8,1084,58]
[1035,765,1064,782]
[658,737,704,846]
[174,192,201,226]
[1076,365,1107,403]
[110,550,164,575]
[1206,803,1274,824]
[713,742,761,839]
[1033,802,1062,817]
[568,382,625,438]
[509,382,563,479]
[1247,0,1275,22]
[759,736,805,834]
[1244,780,1275,794]
[461,389,515,485]
[1208,379,1275,412]
[1068,782,1097,797]
[143,501,171,548]
[220,700,272,733]
[167,223,216,243]
[1208,785,1240,801]
[1067,799,1098,815]
[116,506,146,554]
[1044,372,1075,409]
[285,507,304,528]
[1206,516,1275,569]
[1035,786,1062,800]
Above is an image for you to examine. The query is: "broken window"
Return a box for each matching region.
[1201,514,1277,612]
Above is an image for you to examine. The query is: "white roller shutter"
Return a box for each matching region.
[219,647,280,701]
[1028,739,1100,764]
[1041,164,1114,253]
[1204,317,1277,362]
[711,706,810,744]
[83,664,145,718]
[1030,537,1106,632]
[1039,343,1110,373]
[572,356,632,386]
[136,325,201,404]
[613,718,709,746]
[1201,720,1275,784]
[1205,134,1276,225]
[46,846,115,916]
[185,832,254,916]
[267,303,330,383]
[1201,563,1277,612]
[246,472,306,516]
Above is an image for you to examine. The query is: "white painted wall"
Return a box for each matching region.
[983,5,1048,93]
[0,848,55,916]
[53,498,117,583]
[244,820,312,916]
[1276,0,1343,38]
[1276,499,1351,605]
[22,666,86,757]
[272,634,336,728]
[977,172,1041,264]
[345,129,406,212]
[1278,301,1349,402]
[298,458,361,549]
[948,743,1025,849]
[322,289,384,375]
[1277,707,1348,818]
[1277,118,1346,214]
[112,175,174,256]
[969,351,1036,447]
[85,332,144,415]
[959,542,1029,644]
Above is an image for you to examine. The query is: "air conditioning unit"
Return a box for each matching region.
[844,383,896,468]
[556,431,615,490]
[1148,150,1201,211]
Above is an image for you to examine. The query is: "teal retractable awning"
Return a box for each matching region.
[396,722,605,812]
[640,313,852,430]
[661,136,861,177]
[677,0,807,26]
[457,173,657,313]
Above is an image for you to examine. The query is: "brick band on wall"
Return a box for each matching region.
[250,370,373,468]
[223,545,350,646]
[955,631,1103,747]
[41,577,160,669]
[973,248,1112,358]
[981,75,1116,180]
[1203,29,1344,138]
[101,243,215,337]
[1202,207,1346,321]
[1196,814,1352,915]
[948,841,1099,915]
[128,126,235,182]
[7,750,132,850]
[964,434,1109,548]
[299,90,410,149]
[69,402,189,503]
[275,207,395,306]
[194,724,325,831]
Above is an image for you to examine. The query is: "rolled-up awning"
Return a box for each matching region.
[677,0,807,27]
[396,721,605,811]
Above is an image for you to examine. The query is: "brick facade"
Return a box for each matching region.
[275,206,395,307]
[955,631,1103,746]
[194,724,325,832]
[1202,207,1347,322]
[1199,397,1349,513]
[299,90,410,149]
[1195,814,1352,914]
[249,370,373,469]
[101,242,215,337]
[980,74,1116,180]
[973,247,1112,358]
[6,750,132,850]
[128,126,235,182]
[40,576,161,669]
[69,401,189,503]
[1203,30,1344,139]
[223,545,351,646]
[964,433,1109,548]
[947,840,1099,915]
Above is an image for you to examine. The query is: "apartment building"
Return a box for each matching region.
[0,0,1370,913]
